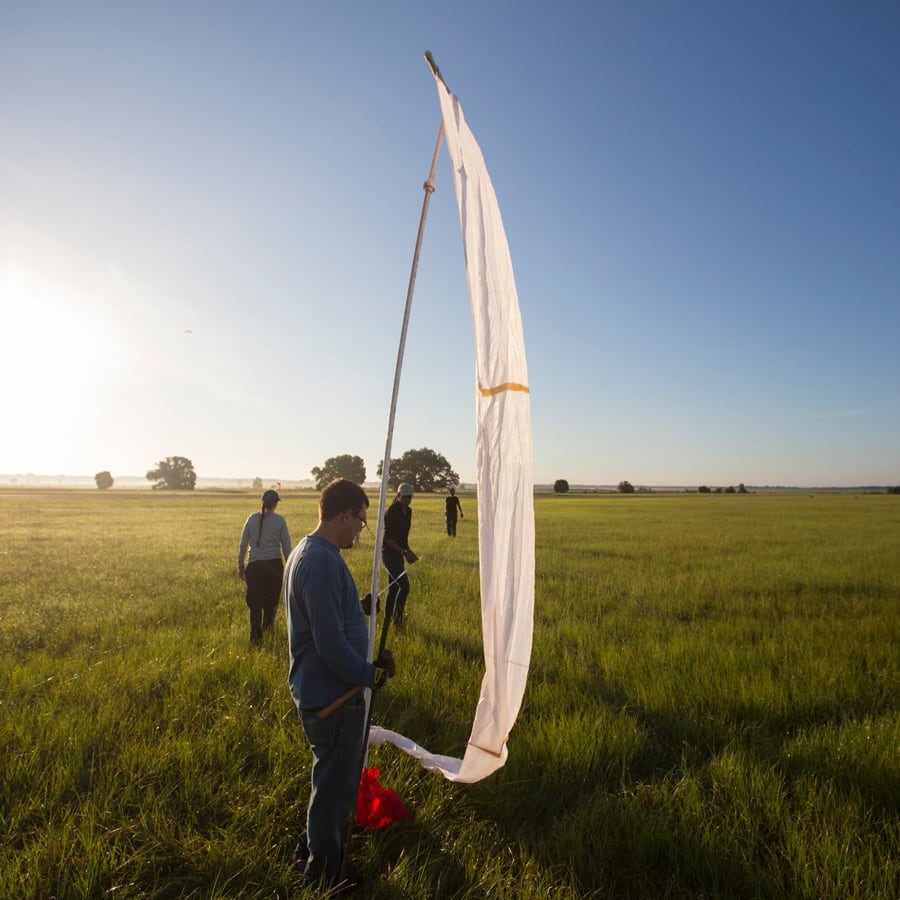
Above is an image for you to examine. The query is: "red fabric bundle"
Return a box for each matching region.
[355,767,412,829]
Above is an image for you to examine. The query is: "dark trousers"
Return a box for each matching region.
[245,558,284,644]
[382,550,409,626]
[299,695,366,888]
[446,515,458,537]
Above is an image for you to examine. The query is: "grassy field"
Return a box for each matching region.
[1,489,897,898]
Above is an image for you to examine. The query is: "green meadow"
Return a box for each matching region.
[1,490,897,898]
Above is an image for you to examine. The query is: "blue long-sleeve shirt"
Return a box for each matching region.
[284,534,375,711]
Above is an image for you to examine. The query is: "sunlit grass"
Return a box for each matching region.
[1,490,897,897]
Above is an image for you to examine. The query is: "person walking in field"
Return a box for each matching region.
[284,478,395,891]
[238,489,292,645]
[445,486,463,537]
[382,482,418,627]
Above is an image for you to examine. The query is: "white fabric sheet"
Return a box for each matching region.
[370,74,535,784]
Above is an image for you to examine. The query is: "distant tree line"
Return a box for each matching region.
[552,479,658,494]
[552,479,667,494]
[95,457,200,490]
[99,449,468,494]
[698,484,748,494]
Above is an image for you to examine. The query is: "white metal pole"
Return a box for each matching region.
[341,57,449,873]
[366,121,445,666]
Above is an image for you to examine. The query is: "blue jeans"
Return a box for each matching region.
[300,695,366,886]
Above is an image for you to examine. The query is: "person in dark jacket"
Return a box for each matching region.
[284,478,395,890]
[445,486,463,537]
[238,489,292,645]
[381,482,418,627]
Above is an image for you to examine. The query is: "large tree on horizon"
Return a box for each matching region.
[311,454,366,490]
[377,448,458,493]
[146,456,197,490]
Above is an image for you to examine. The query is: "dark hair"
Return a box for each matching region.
[320,478,369,521]
[258,490,280,545]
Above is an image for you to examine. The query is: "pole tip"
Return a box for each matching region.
[424,51,445,85]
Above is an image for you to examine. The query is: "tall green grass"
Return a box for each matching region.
[1,490,897,897]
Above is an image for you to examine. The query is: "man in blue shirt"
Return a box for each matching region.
[285,478,395,890]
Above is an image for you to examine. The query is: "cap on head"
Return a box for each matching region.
[398,483,414,497]
[262,489,280,506]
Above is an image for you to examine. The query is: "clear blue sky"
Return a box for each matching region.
[2,2,898,486]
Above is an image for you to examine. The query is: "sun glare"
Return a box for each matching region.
[1,266,109,464]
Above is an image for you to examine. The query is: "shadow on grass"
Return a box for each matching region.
[350,818,469,898]
[464,665,897,896]
[409,624,483,667]
[540,660,897,799]
[372,688,469,763]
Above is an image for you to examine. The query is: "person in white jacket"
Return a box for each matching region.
[238,489,292,645]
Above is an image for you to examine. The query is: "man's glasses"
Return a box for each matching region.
[355,513,368,528]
